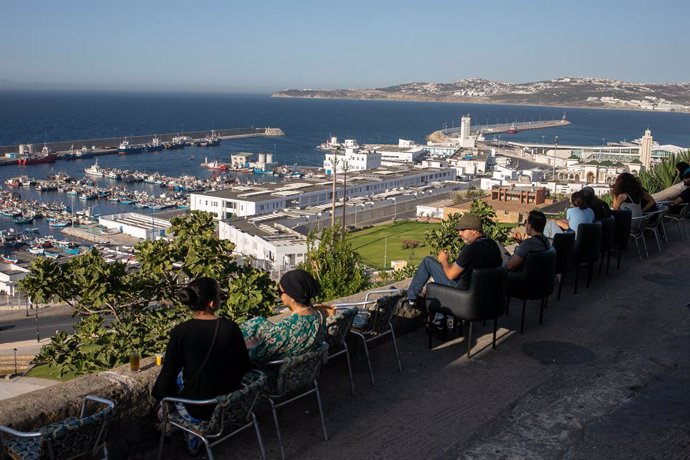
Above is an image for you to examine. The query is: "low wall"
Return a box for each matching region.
[0,281,418,457]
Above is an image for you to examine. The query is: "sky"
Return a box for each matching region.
[1,0,689,93]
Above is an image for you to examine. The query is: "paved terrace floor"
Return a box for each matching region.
[132,236,690,459]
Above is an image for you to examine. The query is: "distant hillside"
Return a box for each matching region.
[273,77,690,113]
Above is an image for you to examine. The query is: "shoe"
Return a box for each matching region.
[406,298,417,308]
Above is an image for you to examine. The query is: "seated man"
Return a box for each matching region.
[405,213,502,307]
[506,210,550,271]
[670,167,690,210]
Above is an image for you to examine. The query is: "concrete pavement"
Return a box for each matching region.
[133,236,690,459]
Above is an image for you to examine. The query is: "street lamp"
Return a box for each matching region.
[553,136,559,181]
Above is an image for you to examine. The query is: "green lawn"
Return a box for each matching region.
[346,221,440,269]
[25,363,78,381]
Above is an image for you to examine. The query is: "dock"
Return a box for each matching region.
[0,127,285,167]
[429,118,570,143]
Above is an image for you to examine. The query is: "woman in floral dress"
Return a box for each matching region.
[241,269,325,363]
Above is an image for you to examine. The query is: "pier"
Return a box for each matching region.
[429,118,570,143]
[0,127,284,167]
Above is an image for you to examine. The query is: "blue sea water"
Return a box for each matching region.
[0,91,689,239]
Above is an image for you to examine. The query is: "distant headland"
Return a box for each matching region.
[272,77,690,113]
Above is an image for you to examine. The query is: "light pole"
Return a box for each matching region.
[553,136,559,181]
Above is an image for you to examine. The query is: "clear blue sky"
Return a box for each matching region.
[1,0,688,93]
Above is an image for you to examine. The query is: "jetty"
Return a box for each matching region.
[0,127,285,167]
[428,117,570,143]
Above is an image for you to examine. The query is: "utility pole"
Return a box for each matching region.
[331,150,340,228]
[341,160,348,239]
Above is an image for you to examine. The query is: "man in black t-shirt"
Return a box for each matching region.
[405,213,502,306]
[670,168,690,211]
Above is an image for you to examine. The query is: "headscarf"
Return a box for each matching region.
[279,269,321,306]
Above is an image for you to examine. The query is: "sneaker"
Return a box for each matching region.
[405,298,417,308]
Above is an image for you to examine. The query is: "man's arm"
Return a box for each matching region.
[437,250,463,280]
[505,253,524,271]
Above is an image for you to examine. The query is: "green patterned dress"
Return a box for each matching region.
[240,312,325,363]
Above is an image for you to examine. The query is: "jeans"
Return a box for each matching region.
[407,256,461,301]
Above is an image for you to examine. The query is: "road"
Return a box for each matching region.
[0,313,75,343]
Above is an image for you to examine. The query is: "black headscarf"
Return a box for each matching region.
[279,269,321,306]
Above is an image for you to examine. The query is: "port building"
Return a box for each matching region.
[189,166,457,219]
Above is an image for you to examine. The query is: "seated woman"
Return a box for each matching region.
[152,277,250,453]
[611,172,657,217]
[241,269,325,363]
[544,191,595,239]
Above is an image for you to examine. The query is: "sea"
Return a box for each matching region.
[0,91,689,240]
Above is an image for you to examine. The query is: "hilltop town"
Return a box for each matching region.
[273,77,690,112]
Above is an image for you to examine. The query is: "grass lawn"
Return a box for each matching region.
[25,363,78,381]
[347,221,440,270]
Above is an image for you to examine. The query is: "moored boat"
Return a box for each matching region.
[118,138,144,154]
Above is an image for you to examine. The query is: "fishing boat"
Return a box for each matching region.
[118,138,144,154]
[44,251,60,259]
[84,159,105,177]
[17,144,58,166]
[24,227,39,233]
[48,219,71,228]
[507,122,519,134]
[200,157,228,170]
[28,246,44,255]
[1,255,19,264]
[145,136,164,152]
[13,213,34,224]
[165,135,188,150]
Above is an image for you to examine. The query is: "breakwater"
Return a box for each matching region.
[0,126,284,160]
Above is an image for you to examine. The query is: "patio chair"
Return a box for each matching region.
[596,216,616,274]
[663,203,689,240]
[552,232,575,300]
[629,215,650,260]
[324,307,358,395]
[507,248,557,333]
[610,209,632,269]
[0,395,114,460]
[348,289,404,385]
[262,342,329,460]
[425,266,508,357]
[572,222,602,294]
[644,208,669,253]
[157,369,267,460]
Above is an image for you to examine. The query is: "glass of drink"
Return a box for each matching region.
[155,353,163,366]
[129,351,140,372]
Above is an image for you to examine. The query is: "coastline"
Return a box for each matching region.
[271,93,690,115]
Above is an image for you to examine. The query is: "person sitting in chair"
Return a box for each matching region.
[506,210,550,271]
[544,191,595,239]
[405,213,502,307]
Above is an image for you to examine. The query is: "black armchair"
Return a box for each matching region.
[507,248,557,333]
[596,216,616,274]
[425,266,508,358]
[572,222,602,294]
[552,232,575,300]
[611,210,632,269]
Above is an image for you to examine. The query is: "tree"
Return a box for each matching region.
[638,151,690,194]
[21,211,276,376]
[424,200,511,261]
[301,221,370,301]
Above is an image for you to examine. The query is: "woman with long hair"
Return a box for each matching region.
[611,172,656,217]
[152,277,249,454]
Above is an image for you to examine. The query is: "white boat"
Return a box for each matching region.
[84,159,104,177]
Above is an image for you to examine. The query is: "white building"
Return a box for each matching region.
[0,264,29,296]
[190,166,458,219]
[218,218,308,275]
[323,147,381,174]
[98,212,172,240]
[458,115,476,149]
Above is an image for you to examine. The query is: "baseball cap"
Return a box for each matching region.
[454,213,483,232]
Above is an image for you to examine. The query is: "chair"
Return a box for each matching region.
[663,203,689,240]
[629,215,650,260]
[644,208,669,253]
[262,343,329,460]
[507,249,557,333]
[425,266,508,357]
[572,222,602,294]
[157,370,266,460]
[596,216,616,274]
[324,307,357,395]
[552,232,575,300]
[0,395,114,460]
[348,289,404,385]
[610,210,632,269]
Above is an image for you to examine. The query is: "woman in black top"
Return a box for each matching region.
[152,277,249,423]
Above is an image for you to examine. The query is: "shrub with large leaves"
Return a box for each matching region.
[21,211,275,376]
